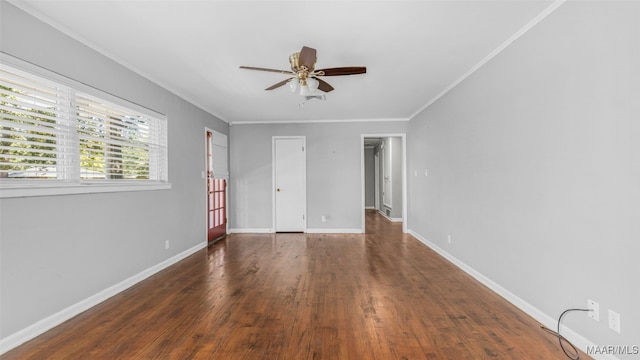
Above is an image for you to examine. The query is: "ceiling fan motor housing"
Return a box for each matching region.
[290,52,313,86]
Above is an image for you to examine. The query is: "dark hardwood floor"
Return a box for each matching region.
[3,210,588,359]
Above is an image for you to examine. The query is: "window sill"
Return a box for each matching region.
[0,182,172,198]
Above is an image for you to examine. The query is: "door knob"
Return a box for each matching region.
[277,188,281,192]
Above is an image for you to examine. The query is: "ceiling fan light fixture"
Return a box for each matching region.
[289,79,299,93]
[307,77,319,91]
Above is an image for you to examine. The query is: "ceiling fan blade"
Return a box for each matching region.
[299,46,317,69]
[315,66,367,76]
[315,78,334,93]
[265,78,293,90]
[240,66,294,75]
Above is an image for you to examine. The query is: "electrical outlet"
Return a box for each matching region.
[165,240,170,250]
[608,310,621,333]
[447,235,451,244]
[588,299,599,321]
[321,215,327,222]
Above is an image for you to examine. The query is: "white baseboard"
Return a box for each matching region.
[377,210,390,219]
[228,228,273,234]
[407,229,617,360]
[229,228,365,234]
[365,206,376,210]
[376,210,403,223]
[306,228,364,234]
[0,241,207,355]
[229,228,364,234]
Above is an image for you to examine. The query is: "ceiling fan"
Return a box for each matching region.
[240,46,366,97]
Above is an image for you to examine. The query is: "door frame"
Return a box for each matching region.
[374,150,380,210]
[361,133,407,233]
[272,136,307,233]
[205,127,229,243]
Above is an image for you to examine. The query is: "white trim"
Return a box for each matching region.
[0,182,171,198]
[204,129,210,244]
[407,229,618,360]
[1,52,165,119]
[306,228,363,234]
[0,241,207,355]
[409,0,567,120]
[361,134,407,233]
[228,228,273,234]
[4,3,228,123]
[230,118,409,126]
[7,0,565,126]
[365,206,376,210]
[376,209,402,223]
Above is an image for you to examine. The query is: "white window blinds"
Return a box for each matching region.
[75,92,166,180]
[0,65,75,180]
[1,62,167,183]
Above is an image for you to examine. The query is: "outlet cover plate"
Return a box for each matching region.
[588,299,599,321]
[608,310,621,333]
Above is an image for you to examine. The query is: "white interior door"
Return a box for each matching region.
[273,137,306,232]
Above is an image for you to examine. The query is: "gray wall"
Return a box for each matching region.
[0,3,228,340]
[406,1,639,355]
[229,121,407,232]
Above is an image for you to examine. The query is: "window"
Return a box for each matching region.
[0,60,169,197]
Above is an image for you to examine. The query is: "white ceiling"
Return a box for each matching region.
[11,0,557,124]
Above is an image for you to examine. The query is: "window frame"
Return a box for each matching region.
[0,54,171,198]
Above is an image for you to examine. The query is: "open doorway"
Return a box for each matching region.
[206,128,228,243]
[361,134,407,233]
